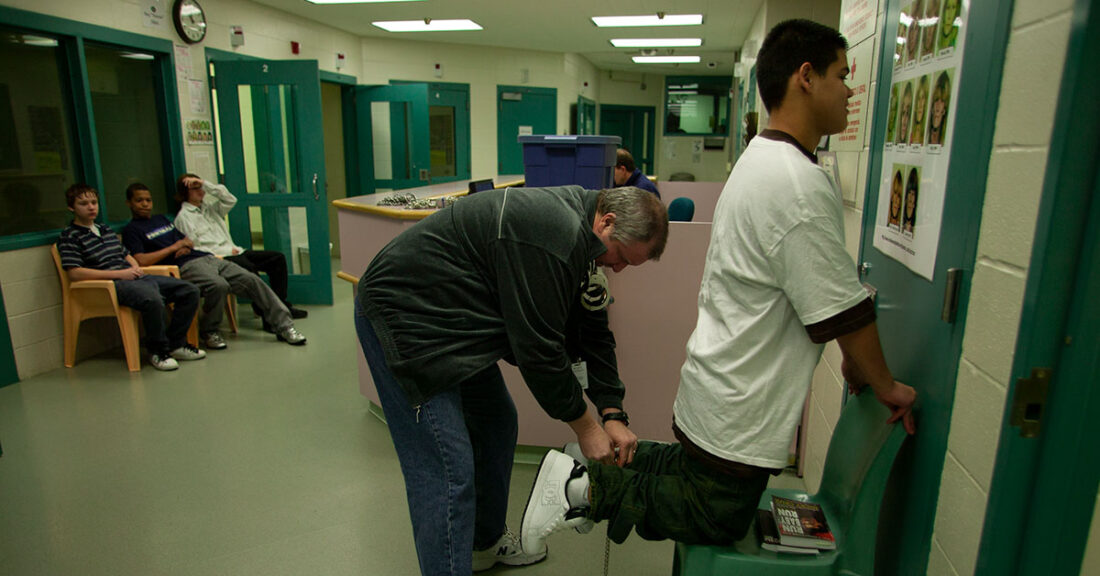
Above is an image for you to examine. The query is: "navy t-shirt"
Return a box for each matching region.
[122,215,210,267]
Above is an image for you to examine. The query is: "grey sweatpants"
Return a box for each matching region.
[180,256,292,335]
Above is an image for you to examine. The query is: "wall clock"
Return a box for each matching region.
[173,0,207,45]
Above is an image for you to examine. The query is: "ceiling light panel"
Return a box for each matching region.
[610,38,702,48]
[592,14,703,27]
[632,55,701,64]
[372,19,483,32]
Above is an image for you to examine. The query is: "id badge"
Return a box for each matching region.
[571,360,589,390]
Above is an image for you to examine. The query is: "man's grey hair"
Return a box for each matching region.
[596,186,669,259]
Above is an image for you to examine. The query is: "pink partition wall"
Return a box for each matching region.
[659,181,725,223]
[341,198,715,446]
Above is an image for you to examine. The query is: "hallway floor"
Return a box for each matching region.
[0,264,802,575]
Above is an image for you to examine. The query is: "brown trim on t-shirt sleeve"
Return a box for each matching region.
[804,297,876,344]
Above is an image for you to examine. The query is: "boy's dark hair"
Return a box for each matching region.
[175,172,201,204]
[615,148,636,172]
[65,183,98,208]
[756,19,848,112]
[125,182,150,201]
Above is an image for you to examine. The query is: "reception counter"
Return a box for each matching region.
[336,179,723,447]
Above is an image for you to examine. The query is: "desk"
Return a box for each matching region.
[336,179,713,446]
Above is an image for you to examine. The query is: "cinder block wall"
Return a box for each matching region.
[926,1,1077,574]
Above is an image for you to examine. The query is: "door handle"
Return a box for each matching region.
[312,173,319,201]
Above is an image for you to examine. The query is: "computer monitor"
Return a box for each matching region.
[468,179,494,194]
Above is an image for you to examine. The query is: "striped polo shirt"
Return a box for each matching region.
[57,222,131,271]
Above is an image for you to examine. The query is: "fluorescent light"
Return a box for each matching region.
[21,35,58,47]
[372,19,482,32]
[593,14,703,27]
[120,52,155,60]
[610,38,702,48]
[633,55,701,64]
[306,0,425,3]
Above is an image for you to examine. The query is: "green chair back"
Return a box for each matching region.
[672,390,908,576]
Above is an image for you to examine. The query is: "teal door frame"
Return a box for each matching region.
[599,104,656,175]
[496,85,556,175]
[208,59,333,305]
[976,0,1100,573]
[858,0,1015,572]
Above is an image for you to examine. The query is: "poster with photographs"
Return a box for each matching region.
[874,0,966,281]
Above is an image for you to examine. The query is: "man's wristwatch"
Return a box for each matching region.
[601,411,629,427]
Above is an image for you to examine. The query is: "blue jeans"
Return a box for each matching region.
[355,309,518,576]
[113,275,200,355]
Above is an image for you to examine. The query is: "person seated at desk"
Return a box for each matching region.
[613,149,660,199]
[57,183,204,371]
[172,174,308,321]
[120,182,307,349]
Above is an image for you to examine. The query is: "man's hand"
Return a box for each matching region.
[568,414,615,465]
[173,247,192,258]
[603,420,638,466]
[175,238,194,250]
[875,380,917,435]
[184,176,204,190]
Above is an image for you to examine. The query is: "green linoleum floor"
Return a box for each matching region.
[0,264,803,575]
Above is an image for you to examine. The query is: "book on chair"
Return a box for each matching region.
[769,495,836,550]
[755,509,819,554]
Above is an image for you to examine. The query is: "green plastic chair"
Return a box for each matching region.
[672,391,908,576]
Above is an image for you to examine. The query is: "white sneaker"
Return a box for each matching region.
[150,354,179,371]
[472,529,545,572]
[170,345,207,361]
[561,443,595,534]
[277,326,307,345]
[520,450,591,556]
[202,332,227,350]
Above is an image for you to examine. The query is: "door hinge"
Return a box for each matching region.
[941,268,963,323]
[1010,367,1051,438]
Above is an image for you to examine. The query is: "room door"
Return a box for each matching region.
[209,59,332,305]
[857,0,1013,572]
[353,84,431,192]
[575,95,596,135]
[976,0,1100,572]
[496,85,556,175]
[599,105,655,175]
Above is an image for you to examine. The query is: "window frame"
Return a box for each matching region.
[0,6,185,252]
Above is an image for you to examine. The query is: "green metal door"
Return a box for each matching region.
[354,84,431,192]
[0,283,17,388]
[977,0,1100,573]
[576,96,596,135]
[858,0,1013,573]
[496,86,556,175]
[389,82,471,184]
[210,60,332,305]
[599,105,656,175]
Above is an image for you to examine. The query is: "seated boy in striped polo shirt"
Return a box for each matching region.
[57,184,205,371]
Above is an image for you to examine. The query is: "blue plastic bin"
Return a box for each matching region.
[520,135,621,190]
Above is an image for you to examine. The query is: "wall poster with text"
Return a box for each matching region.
[873,0,967,281]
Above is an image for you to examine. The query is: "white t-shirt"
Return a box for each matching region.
[673,135,867,469]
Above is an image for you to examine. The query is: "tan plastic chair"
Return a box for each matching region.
[52,245,198,372]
